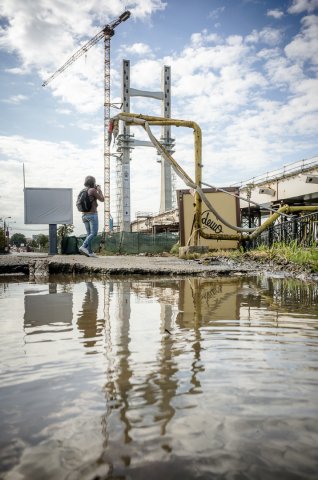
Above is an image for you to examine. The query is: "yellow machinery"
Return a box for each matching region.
[111,112,318,246]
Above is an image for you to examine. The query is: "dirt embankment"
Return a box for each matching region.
[196,252,318,282]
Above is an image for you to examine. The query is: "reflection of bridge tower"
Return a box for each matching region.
[115,281,132,443]
[116,60,175,232]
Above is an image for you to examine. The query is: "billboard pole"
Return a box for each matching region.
[49,224,57,255]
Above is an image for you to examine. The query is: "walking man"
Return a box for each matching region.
[79,176,104,258]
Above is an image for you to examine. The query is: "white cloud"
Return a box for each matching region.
[288,0,318,14]
[284,14,318,66]
[264,56,304,88]
[0,134,103,234]
[4,66,29,75]
[130,59,162,89]
[208,7,225,20]
[127,0,167,19]
[2,94,28,104]
[267,9,284,19]
[123,42,153,55]
[56,108,72,115]
[0,0,168,122]
[245,27,283,46]
[0,0,167,73]
[190,30,222,47]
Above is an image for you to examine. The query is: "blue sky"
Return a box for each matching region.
[0,0,318,236]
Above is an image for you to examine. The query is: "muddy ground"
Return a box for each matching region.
[0,252,317,282]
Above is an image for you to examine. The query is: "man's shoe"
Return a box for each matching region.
[89,253,98,258]
[79,246,90,257]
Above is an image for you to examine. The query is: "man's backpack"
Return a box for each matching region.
[76,188,92,212]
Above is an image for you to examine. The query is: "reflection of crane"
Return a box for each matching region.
[42,10,131,233]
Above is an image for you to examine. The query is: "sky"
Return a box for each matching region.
[0,0,318,237]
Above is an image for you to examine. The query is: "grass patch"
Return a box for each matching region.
[189,242,318,272]
[230,242,318,272]
[170,241,180,256]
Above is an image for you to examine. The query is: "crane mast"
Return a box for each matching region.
[42,10,131,233]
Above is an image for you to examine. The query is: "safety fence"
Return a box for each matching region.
[61,232,179,255]
[250,212,318,249]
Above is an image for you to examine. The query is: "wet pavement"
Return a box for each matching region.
[1,252,316,280]
[0,253,248,277]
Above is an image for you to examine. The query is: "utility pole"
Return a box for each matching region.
[42,10,131,233]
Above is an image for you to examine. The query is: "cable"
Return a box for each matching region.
[140,118,257,233]
[201,181,291,218]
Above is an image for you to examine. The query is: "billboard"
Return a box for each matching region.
[24,188,73,224]
[178,188,240,249]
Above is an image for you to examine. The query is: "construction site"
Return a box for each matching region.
[2,6,318,480]
[37,10,318,256]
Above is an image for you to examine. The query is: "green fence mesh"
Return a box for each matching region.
[61,232,179,255]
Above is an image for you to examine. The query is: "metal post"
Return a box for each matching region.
[49,224,57,255]
[118,59,131,232]
[160,66,173,212]
[193,124,202,246]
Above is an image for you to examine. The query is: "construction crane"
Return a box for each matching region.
[42,10,131,233]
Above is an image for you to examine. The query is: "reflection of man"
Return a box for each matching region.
[77,282,103,351]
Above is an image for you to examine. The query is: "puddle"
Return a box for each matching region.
[0,275,318,479]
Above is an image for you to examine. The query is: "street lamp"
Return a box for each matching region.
[2,217,12,253]
[6,221,16,242]
[3,216,11,229]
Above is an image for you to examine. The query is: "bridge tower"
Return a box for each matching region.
[115,60,175,232]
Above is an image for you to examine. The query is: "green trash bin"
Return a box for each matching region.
[61,236,80,255]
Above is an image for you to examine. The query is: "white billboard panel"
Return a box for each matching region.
[24,188,73,224]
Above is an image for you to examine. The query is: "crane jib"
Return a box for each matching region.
[42,11,131,87]
[41,10,131,234]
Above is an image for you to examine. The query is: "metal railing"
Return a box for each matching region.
[250,212,318,248]
[232,155,318,189]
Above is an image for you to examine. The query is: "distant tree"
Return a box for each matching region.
[37,234,49,248]
[57,224,74,240]
[10,233,27,247]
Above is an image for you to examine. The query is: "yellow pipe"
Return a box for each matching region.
[248,205,289,240]
[115,113,318,244]
[117,112,203,246]
[249,205,318,240]
[199,205,318,242]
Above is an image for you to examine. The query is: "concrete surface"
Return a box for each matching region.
[0,252,250,277]
[0,252,317,281]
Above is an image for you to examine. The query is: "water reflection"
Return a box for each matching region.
[0,275,318,479]
[24,284,72,331]
[77,282,104,351]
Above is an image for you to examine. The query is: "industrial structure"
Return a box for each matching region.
[42,22,318,247]
[235,156,318,228]
[108,112,318,250]
[130,156,318,240]
[115,61,175,232]
[42,10,131,233]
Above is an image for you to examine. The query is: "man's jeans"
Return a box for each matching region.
[82,213,98,254]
